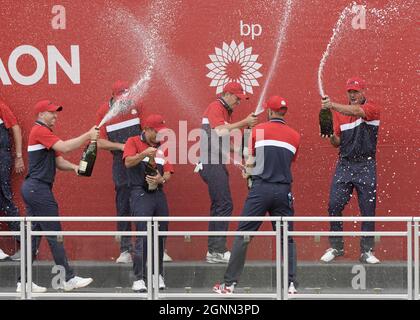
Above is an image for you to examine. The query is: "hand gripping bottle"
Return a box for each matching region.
[77,138,98,177]
[144,156,158,191]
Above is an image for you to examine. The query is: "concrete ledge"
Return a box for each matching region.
[0,260,410,290]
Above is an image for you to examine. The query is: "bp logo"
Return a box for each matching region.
[206,40,262,95]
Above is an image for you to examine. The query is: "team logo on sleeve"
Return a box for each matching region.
[206,41,263,95]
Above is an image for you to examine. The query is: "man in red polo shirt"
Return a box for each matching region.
[97,81,174,264]
[96,80,142,264]
[198,82,258,264]
[320,77,381,264]
[0,98,24,261]
[20,99,98,293]
[123,114,174,292]
[213,95,300,295]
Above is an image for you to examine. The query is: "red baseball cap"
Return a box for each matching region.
[223,82,249,100]
[34,100,63,114]
[143,114,168,132]
[263,96,288,112]
[112,80,129,97]
[346,77,366,92]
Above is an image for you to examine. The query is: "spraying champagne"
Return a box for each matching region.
[317,4,356,138]
[316,4,356,138]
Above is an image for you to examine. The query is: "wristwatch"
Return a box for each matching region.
[16,153,22,158]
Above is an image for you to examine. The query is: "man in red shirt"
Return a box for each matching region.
[213,95,300,295]
[198,82,258,264]
[20,100,98,293]
[96,80,143,264]
[0,98,25,261]
[123,114,174,292]
[320,77,381,264]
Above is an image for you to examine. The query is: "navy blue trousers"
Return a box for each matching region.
[224,179,297,286]
[21,178,75,281]
[328,158,377,253]
[0,149,20,240]
[130,187,168,281]
[199,164,233,254]
[115,184,132,253]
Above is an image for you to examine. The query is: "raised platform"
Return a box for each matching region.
[0,259,410,294]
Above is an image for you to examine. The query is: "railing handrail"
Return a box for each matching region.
[288,231,407,236]
[0,217,25,222]
[25,217,152,222]
[0,216,414,222]
[0,216,418,300]
[154,216,414,222]
[283,217,413,222]
[30,231,148,236]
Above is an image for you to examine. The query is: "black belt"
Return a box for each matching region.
[130,185,162,193]
[252,177,291,185]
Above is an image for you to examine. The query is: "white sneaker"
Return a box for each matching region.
[116,250,132,264]
[213,282,235,294]
[320,248,344,263]
[132,279,147,292]
[163,250,173,262]
[0,248,9,260]
[206,251,231,264]
[288,282,297,294]
[10,250,21,261]
[16,282,47,293]
[63,276,93,291]
[360,250,380,264]
[158,275,166,290]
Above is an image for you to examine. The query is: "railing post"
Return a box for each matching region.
[147,220,153,300]
[407,221,413,300]
[26,220,32,299]
[276,219,282,300]
[283,219,289,300]
[20,220,26,300]
[414,221,418,300]
[153,219,159,300]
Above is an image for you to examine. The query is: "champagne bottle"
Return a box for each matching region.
[144,156,158,191]
[242,165,253,190]
[77,139,97,177]
[247,176,253,190]
[319,106,333,137]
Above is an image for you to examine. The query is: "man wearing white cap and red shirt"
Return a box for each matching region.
[198,82,258,264]
[213,95,300,294]
[320,77,381,264]
[19,100,98,293]
[123,114,174,292]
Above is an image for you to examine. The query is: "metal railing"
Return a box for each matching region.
[25,217,153,299]
[283,217,413,300]
[153,216,281,299]
[0,217,25,299]
[414,218,420,300]
[0,216,419,299]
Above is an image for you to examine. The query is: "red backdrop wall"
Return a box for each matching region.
[0,0,418,262]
